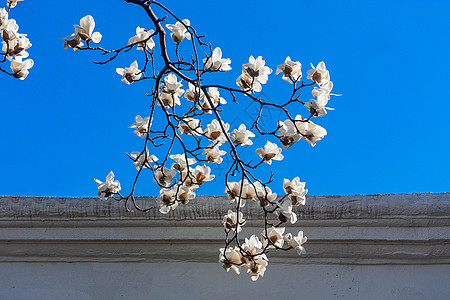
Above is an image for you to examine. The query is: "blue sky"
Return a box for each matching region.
[1,0,449,197]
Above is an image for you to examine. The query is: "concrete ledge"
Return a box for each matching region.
[0,193,449,264]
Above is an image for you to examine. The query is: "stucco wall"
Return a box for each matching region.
[0,193,449,299]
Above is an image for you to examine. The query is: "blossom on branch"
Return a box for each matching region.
[242,235,269,281]
[223,209,246,233]
[301,121,327,147]
[166,19,191,43]
[219,247,245,275]
[159,73,184,107]
[184,82,204,102]
[276,56,302,83]
[284,231,307,255]
[255,141,284,164]
[177,117,202,135]
[307,61,330,85]
[283,177,307,206]
[237,56,272,92]
[203,47,231,71]
[231,124,255,146]
[203,143,226,164]
[128,115,151,138]
[7,0,23,9]
[10,57,33,80]
[128,26,155,51]
[94,171,121,200]
[116,60,142,85]
[130,149,158,171]
[73,15,102,43]
[204,119,229,144]
[304,93,334,117]
[2,35,32,60]
[277,118,301,150]
[154,166,177,187]
[262,227,285,249]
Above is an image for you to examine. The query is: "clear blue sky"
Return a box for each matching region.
[1,0,449,197]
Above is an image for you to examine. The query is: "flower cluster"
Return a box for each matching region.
[61,3,341,282]
[0,0,33,79]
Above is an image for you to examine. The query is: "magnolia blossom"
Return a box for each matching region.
[166,19,191,43]
[284,231,307,255]
[153,166,177,187]
[242,235,269,281]
[219,247,245,275]
[128,115,151,138]
[277,119,301,150]
[304,93,334,117]
[262,227,285,249]
[130,150,158,171]
[128,26,155,51]
[94,171,121,200]
[307,61,330,85]
[283,177,308,206]
[203,143,226,164]
[231,124,255,146]
[253,181,277,206]
[242,55,272,86]
[10,57,33,80]
[73,15,102,43]
[0,8,8,28]
[312,80,335,99]
[223,209,246,233]
[1,19,19,41]
[236,72,260,92]
[174,184,197,204]
[274,199,297,224]
[302,121,327,147]
[159,73,184,107]
[184,165,215,186]
[224,179,255,207]
[203,47,231,71]
[7,0,23,8]
[116,61,142,85]
[2,35,31,60]
[204,119,229,144]
[184,82,204,102]
[170,154,196,172]
[276,56,302,83]
[255,141,284,164]
[200,87,227,112]
[177,118,202,135]
[158,188,177,214]
[62,33,83,50]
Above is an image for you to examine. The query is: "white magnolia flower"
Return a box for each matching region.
[10,57,33,80]
[231,124,255,146]
[128,115,151,138]
[184,82,205,102]
[203,143,226,164]
[174,184,197,204]
[1,19,19,41]
[166,19,191,43]
[283,177,308,206]
[203,47,231,71]
[242,235,269,281]
[2,35,32,60]
[94,171,121,200]
[204,119,229,144]
[116,60,142,85]
[302,121,327,147]
[223,209,246,233]
[253,181,277,206]
[62,33,83,50]
[7,0,23,8]
[236,72,261,92]
[224,179,255,207]
[154,166,177,187]
[219,247,244,275]
[277,119,301,150]
[312,81,337,99]
[255,141,284,164]
[178,117,202,135]
[158,188,178,214]
[130,149,158,171]
[74,15,102,43]
[199,89,227,114]
[276,56,302,83]
[242,55,272,86]
[284,231,307,255]
[274,199,297,224]
[307,61,330,85]
[184,165,215,186]
[304,93,334,117]
[128,26,155,51]
[170,154,196,172]
[159,73,184,107]
[0,8,8,28]
[262,227,285,249]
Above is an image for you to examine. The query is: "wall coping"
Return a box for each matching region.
[0,193,449,265]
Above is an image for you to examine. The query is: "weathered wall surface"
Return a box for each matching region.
[0,193,449,299]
